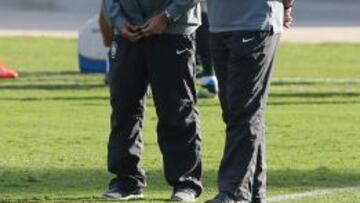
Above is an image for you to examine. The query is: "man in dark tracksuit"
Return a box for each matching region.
[101,0,203,201]
[205,0,295,203]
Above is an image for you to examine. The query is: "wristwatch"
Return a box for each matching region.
[165,10,177,24]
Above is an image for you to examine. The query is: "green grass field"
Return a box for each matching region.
[0,37,359,203]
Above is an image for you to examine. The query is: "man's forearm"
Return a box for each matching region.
[283,0,295,28]
[99,9,114,47]
[102,0,126,28]
[283,0,295,8]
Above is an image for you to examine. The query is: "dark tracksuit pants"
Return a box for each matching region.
[107,33,203,195]
[210,31,280,203]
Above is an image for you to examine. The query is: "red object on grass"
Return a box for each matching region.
[0,62,19,79]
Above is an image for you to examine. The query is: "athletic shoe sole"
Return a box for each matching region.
[102,192,144,200]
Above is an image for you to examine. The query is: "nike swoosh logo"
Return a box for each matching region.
[242,37,255,43]
[176,49,191,55]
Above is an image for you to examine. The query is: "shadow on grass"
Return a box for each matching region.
[19,71,85,77]
[271,81,318,86]
[2,90,360,101]
[199,99,360,107]
[0,167,359,201]
[0,83,105,90]
[0,96,109,102]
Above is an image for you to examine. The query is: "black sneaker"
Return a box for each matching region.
[170,188,197,202]
[204,193,239,203]
[102,187,144,200]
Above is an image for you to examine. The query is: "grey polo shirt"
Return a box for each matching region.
[207,0,284,33]
[101,0,201,35]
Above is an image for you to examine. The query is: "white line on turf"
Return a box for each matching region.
[2,27,360,43]
[268,185,360,202]
[0,29,77,39]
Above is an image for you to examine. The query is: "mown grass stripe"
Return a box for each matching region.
[272,77,360,84]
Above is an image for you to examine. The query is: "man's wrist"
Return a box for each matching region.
[284,4,293,10]
[164,10,176,24]
[283,0,295,9]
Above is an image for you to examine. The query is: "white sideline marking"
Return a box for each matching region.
[268,186,360,202]
[282,27,360,43]
[1,27,360,42]
[0,29,77,39]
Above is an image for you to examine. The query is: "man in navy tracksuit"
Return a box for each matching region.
[205,0,295,203]
[101,0,203,201]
